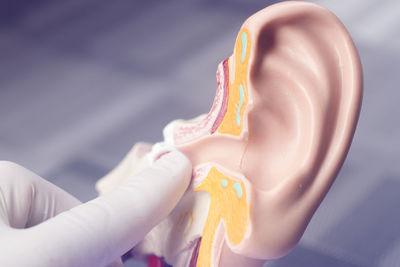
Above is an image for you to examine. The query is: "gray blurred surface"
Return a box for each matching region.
[0,0,399,266]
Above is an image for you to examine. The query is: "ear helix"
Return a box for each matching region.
[234,2,362,258]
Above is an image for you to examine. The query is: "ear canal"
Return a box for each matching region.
[233,2,362,259]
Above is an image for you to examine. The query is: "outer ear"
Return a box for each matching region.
[235,1,362,259]
[94,2,363,266]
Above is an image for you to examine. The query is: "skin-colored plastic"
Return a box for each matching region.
[97,2,362,266]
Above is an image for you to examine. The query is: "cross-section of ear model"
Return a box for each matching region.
[96,2,362,267]
[216,28,250,136]
[194,166,250,267]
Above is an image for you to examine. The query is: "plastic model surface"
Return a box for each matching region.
[97,2,362,266]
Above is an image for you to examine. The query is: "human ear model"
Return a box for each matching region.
[97,2,362,267]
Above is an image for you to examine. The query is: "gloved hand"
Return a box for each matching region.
[0,149,192,267]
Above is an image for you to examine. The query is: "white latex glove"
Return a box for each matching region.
[0,150,192,267]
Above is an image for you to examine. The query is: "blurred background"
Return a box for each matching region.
[0,0,399,266]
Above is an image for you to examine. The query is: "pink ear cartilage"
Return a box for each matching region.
[210,59,230,134]
[168,59,230,146]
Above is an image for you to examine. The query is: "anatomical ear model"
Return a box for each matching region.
[97,1,362,267]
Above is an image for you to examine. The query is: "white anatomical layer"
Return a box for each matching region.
[168,62,228,145]
[132,166,211,266]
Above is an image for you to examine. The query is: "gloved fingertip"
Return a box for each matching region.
[132,142,153,158]
[154,150,192,181]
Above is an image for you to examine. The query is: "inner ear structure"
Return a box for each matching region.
[167,1,362,265]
